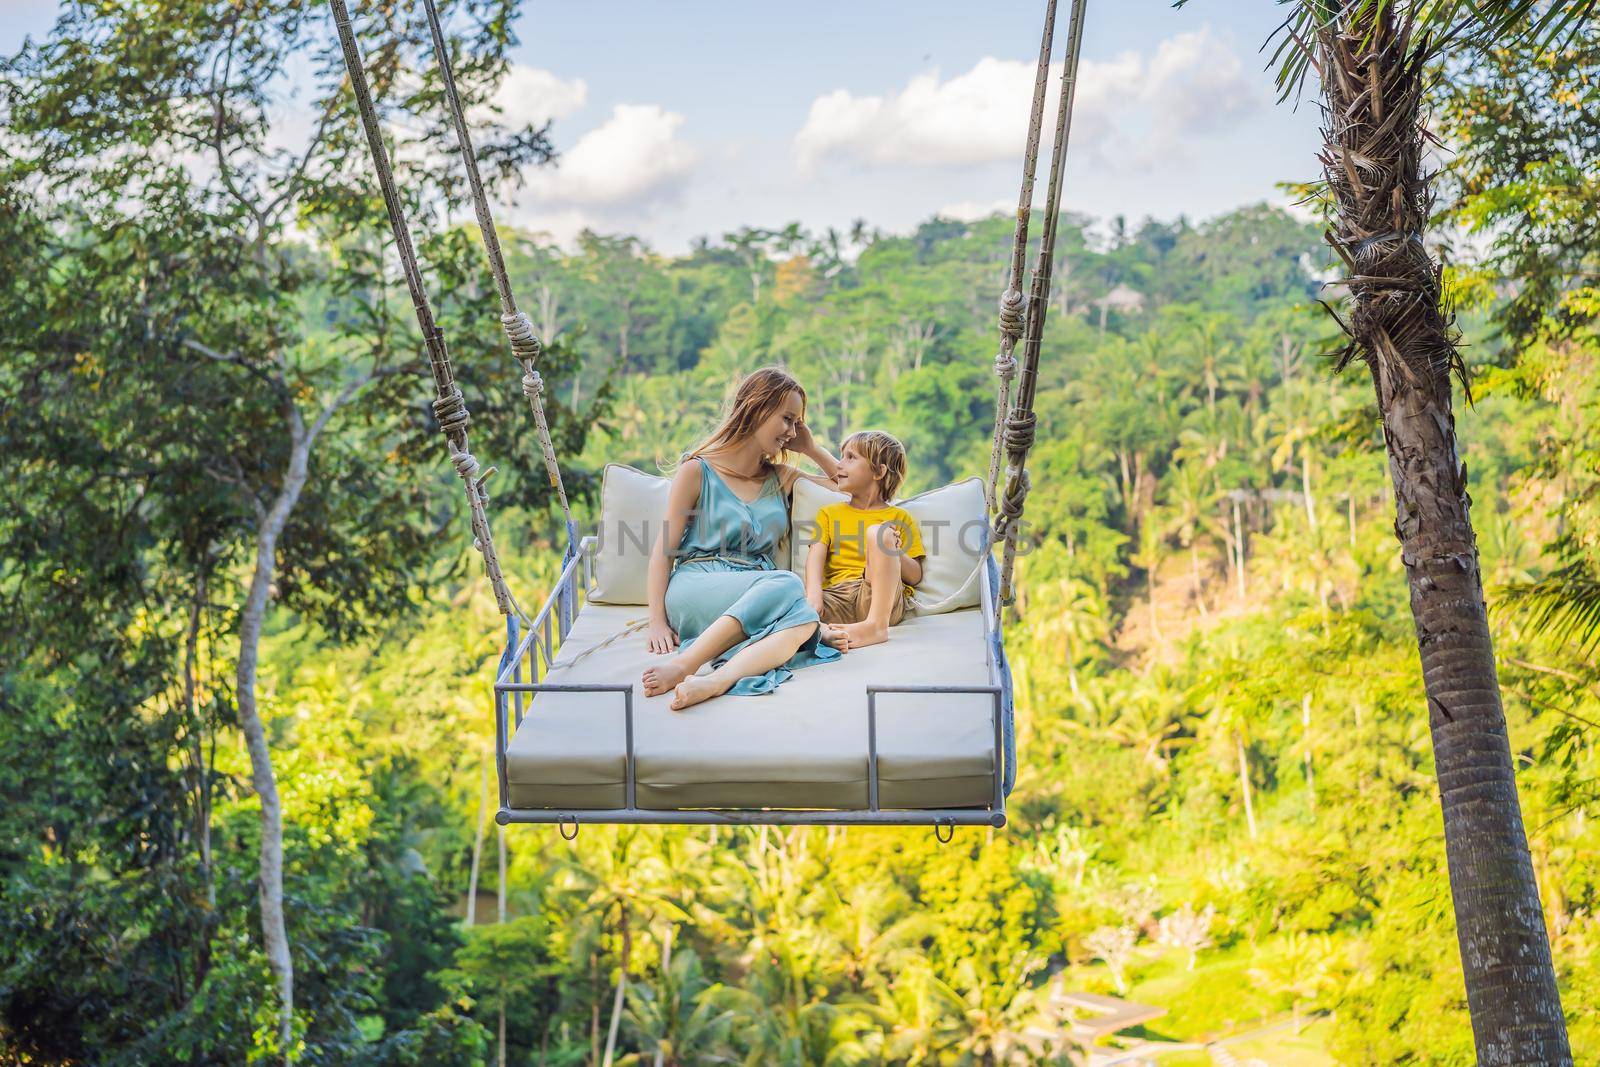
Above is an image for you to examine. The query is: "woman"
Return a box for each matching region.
[641,368,849,711]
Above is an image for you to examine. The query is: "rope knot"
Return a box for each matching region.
[521,364,544,402]
[449,441,480,482]
[1003,410,1037,453]
[501,311,542,363]
[432,387,470,435]
[995,469,1031,533]
[997,288,1026,342]
[993,349,1017,380]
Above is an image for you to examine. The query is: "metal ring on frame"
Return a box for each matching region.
[558,814,579,841]
[935,819,955,844]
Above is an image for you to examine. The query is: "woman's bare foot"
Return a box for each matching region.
[839,620,889,649]
[669,673,729,711]
[820,623,851,653]
[642,657,691,697]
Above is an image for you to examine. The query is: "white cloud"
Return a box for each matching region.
[504,207,595,249]
[483,65,588,129]
[793,26,1262,174]
[937,198,1014,222]
[526,103,696,208]
[1143,30,1259,138]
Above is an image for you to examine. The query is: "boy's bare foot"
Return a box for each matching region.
[820,623,851,653]
[670,674,729,711]
[839,620,889,649]
[642,657,690,697]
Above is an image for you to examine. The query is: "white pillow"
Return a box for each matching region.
[589,463,668,605]
[589,461,795,604]
[788,474,988,616]
[897,477,988,615]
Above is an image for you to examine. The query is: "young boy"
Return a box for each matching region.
[805,430,925,650]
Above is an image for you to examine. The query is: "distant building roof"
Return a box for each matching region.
[1094,284,1146,311]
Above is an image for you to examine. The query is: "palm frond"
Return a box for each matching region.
[1194,0,1600,100]
[1500,550,1600,657]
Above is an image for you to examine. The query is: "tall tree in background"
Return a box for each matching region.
[0,0,579,1054]
[1261,1,1596,1060]
[1437,25,1600,657]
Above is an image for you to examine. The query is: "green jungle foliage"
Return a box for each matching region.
[3,16,1599,1067]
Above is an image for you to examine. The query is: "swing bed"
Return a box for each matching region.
[329,0,1091,834]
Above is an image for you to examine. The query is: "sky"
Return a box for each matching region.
[0,1,1324,254]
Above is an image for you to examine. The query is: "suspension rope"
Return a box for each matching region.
[329,0,522,619]
[420,0,576,553]
[987,0,1059,517]
[994,0,1089,610]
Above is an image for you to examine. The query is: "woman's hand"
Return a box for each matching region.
[790,418,817,457]
[646,620,679,654]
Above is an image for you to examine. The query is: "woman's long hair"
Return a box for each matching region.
[674,367,807,473]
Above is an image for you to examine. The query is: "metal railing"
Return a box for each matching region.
[493,535,1011,830]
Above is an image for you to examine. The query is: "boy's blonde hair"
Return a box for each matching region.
[842,430,908,501]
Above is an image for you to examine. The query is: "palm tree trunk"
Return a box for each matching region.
[1302,693,1316,815]
[1233,493,1247,599]
[1300,443,1318,534]
[1313,7,1569,1061]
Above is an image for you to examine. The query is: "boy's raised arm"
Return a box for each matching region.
[788,419,839,486]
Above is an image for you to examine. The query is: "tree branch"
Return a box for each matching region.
[262,96,339,227]
[307,363,411,445]
[180,337,289,396]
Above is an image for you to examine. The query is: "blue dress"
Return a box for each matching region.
[664,456,841,695]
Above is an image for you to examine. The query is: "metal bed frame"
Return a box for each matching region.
[493,536,1012,833]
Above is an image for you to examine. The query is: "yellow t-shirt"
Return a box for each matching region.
[813,502,926,597]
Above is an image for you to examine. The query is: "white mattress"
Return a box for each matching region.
[504,601,1000,811]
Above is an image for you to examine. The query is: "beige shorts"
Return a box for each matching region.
[819,577,907,626]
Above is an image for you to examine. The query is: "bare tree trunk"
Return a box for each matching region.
[466,756,489,926]
[652,927,672,1067]
[1189,543,1209,619]
[537,282,560,342]
[498,825,508,1067]
[183,567,216,913]
[236,414,314,1057]
[1118,451,1130,515]
[602,912,630,1067]
[1235,731,1256,840]
[1315,7,1569,1061]
[1147,573,1161,643]
[1301,442,1318,534]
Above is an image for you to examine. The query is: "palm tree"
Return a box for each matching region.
[1130,520,1167,644]
[560,830,690,1067]
[1164,461,1221,618]
[818,882,940,994]
[1255,2,1595,1060]
[621,942,738,1067]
